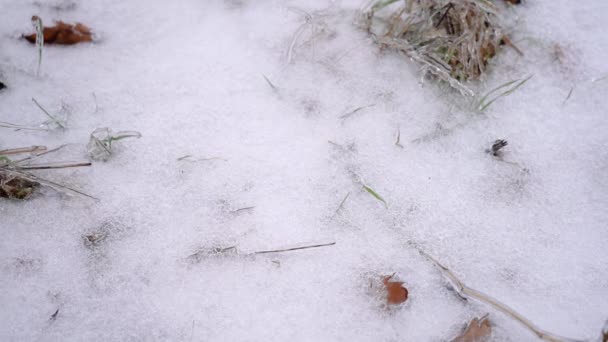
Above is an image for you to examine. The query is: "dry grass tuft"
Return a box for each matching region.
[0,145,94,200]
[362,0,509,96]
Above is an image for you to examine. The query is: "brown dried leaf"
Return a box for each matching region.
[452,315,492,342]
[23,18,93,45]
[383,273,408,305]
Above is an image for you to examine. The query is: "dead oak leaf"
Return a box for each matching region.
[383,273,408,305]
[23,18,92,45]
[452,315,492,342]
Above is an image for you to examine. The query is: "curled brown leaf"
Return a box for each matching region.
[452,315,492,342]
[383,273,408,305]
[23,18,92,45]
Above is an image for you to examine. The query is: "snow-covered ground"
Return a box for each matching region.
[1,0,607,341]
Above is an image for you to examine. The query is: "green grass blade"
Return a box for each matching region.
[363,185,387,207]
[477,79,519,109]
[478,75,532,112]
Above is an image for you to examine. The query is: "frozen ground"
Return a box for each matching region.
[1,0,607,341]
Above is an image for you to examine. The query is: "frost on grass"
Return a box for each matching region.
[0,145,92,199]
[0,1,607,341]
[87,128,141,161]
[361,0,514,96]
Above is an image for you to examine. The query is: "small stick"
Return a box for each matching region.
[416,247,586,342]
[17,162,91,170]
[0,146,47,156]
[435,3,454,28]
[254,242,335,255]
[14,144,67,164]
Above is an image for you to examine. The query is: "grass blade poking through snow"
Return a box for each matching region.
[31,16,44,77]
[363,185,387,208]
[87,128,141,161]
[32,98,66,129]
[477,75,533,112]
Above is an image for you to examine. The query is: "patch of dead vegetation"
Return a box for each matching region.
[361,0,522,96]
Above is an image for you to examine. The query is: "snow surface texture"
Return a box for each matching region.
[1,0,608,341]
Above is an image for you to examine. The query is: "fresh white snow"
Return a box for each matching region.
[1,0,607,341]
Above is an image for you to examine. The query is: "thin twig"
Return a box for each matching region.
[254,242,336,254]
[17,162,92,170]
[436,3,454,28]
[0,146,47,156]
[340,104,376,120]
[416,247,586,342]
[14,144,67,164]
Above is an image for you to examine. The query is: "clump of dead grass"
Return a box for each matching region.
[361,0,510,96]
[0,145,94,200]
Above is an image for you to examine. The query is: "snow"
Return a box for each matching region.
[1,0,607,341]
